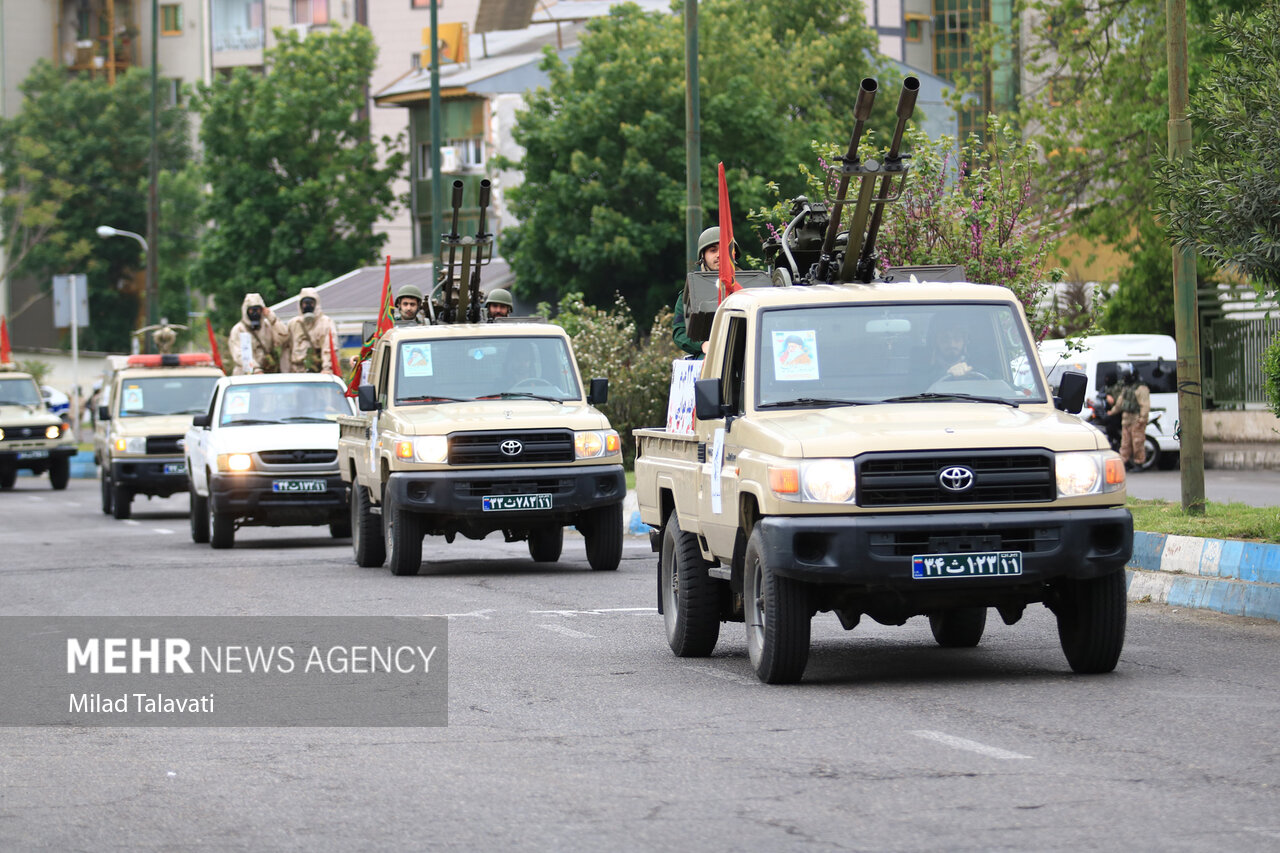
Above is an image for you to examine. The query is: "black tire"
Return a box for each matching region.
[528,526,564,563]
[100,472,113,514]
[384,490,422,576]
[111,483,132,520]
[209,497,235,549]
[189,489,210,544]
[744,527,810,684]
[660,511,720,657]
[1137,436,1159,472]
[48,455,70,490]
[928,607,988,648]
[0,466,17,490]
[329,519,352,539]
[1055,570,1127,674]
[582,502,623,571]
[351,484,385,568]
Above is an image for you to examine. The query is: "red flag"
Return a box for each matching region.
[717,162,741,303]
[328,327,342,377]
[205,317,225,372]
[346,255,395,396]
[0,315,11,364]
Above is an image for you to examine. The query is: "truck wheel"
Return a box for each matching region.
[660,511,720,657]
[189,489,210,544]
[329,519,352,539]
[100,473,113,514]
[351,484,385,567]
[582,502,623,571]
[928,607,987,648]
[744,527,810,684]
[209,500,235,549]
[48,455,70,490]
[1138,437,1159,472]
[0,466,16,490]
[111,483,132,520]
[384,491,423,576]
[528,526,563,563]
[1055,570,1126,674]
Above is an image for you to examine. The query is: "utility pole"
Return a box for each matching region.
[1167,0,1205,513]
[429,1,444,279]
[684,0,701,271]
[147,0,160,332]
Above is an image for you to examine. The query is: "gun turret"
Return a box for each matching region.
[436,180,494,325]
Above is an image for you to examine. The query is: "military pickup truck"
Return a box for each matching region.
[337,322,625,576]
[634,283,1134,683]
[0,367,76,490]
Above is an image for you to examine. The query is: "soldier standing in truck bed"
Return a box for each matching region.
[673,227,726,357]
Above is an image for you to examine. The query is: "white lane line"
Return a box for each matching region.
[911,730,1031,760]
[153,528,175,535]
[530,607,656,616]
[684,664,760,687]
[538,624,595,639]
[27,495,44,502]
[425,609,495,621]
[123,520,141,526]
[64,501,80,507]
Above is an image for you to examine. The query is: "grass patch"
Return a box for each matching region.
[1128,498,1280,543]
[625,469,635,491]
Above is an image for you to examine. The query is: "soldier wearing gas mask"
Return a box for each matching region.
[287,287,337,374]
[228,293,289,375]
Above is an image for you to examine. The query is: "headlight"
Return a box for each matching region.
[45,425,62,440]
[217,453,253,472]
[414,435,449,463]
[0,428,5,440]
[769,459,857,503]
[114,436,147,454]
[1056,450,1125,497]
[575,430,620,459]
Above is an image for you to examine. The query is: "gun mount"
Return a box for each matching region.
[764,75,919,286]
[433,179,494,324]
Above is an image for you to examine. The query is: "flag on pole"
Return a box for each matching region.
[345,255,395,396]
[717,162,741,303]
[328,327,342,377]
[0,315,11,365]
[204,317,225,372]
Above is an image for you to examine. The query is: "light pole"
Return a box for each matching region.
[96,225,150,349]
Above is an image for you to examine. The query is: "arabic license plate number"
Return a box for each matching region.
[272,479,326,493]
[16,450,49,460]
[482,493,552,511]
[912,551,1023,579]
[163,462,186,475]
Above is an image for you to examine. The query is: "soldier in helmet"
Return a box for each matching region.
[485,288,513,322]
[1108,364,1151,470]
[672,226,725,357]
[394,285,426,326]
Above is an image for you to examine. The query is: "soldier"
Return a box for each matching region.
[673,227,728,357]
[287,287,337,374]
[485,288,513,321]
[1108,365,1151,469]
[228,293,289,375]
[394,285,427,326]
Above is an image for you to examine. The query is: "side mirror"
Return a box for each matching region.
[693,378,725,421]
[1055,370,1087,414]
[357,384,380,412]
[192,413,211,428]
[98,405,110,421]
[587,377,609,405]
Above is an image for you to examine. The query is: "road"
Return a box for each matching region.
[2,478,1279,852]
[1124,466,1280,507]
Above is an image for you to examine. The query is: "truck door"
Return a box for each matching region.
[698,314,747,556]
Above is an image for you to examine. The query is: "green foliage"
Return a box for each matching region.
[190,25,407,330]
[501,0,887,321]
[1264,332,1280,416]
[0,61,191,350]
[1099,219,1176,336]
[542,291,680,463]
[1155,3,1280,293]
[15,359,53,385]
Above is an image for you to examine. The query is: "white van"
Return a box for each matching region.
[1039,334,1180,470]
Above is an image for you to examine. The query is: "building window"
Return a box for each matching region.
[293,0,329,25]
[161,77,183,106]
[905,15,927,42]
[411,51,422,70]
[449,137,485,169]
[160,4,183,35]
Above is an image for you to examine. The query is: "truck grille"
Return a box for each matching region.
[454,477,577,498]
[0,426,42,441]
[258,449,338,465]
[857,450,1054,507]
[448,430,574,465]
[868,525,1062,558]
[146,435,185,455]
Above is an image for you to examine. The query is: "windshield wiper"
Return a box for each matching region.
[882,392,1018,407]
[494,392,564,403]
[758,397,872,409]
[120,409,170,416]
[398,395,469,404]
[0,399,37,407]
[280,416,334,423]
[223,418,286,425]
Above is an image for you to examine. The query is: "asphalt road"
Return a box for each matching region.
[2,478,1279,852]
[1124,466,1280,507]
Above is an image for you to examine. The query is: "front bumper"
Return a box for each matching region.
[385,464,625,526]
[111,457,189,496]
[210,471,348,526]
[756,507,1133,588]
[0,444,76,470]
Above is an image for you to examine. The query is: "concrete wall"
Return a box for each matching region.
[1203,410,1280,443]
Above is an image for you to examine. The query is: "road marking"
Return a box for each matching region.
[683,664,760,687]
[530,607,656,617]
[64,501,80,507]
[123,520,141,526]
[154,528,175,535]
[911,730,1031,760]
[427,609,495,621]
[27,495,44,502]
[538,624,595,639]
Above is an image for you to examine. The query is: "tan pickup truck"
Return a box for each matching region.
[0,367,76,490]
[337,322,625,576]
[634,282,1133,683]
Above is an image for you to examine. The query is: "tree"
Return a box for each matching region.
[501,0,887,321]
[190,26,406,329]
[0,61,191,350]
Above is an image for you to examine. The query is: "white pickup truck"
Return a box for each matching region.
[184,373,355,548]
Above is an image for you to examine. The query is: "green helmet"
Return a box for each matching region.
[697,226,721,256]
[486,288,513,308]
[396,285,423,305]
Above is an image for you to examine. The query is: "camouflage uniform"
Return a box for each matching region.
[1109,380,1151,467]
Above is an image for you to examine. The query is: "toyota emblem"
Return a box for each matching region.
[938,465,975,492]
[500,439,523,456]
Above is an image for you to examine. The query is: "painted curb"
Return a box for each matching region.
[16,450,96,479]
[1127,531,1280,623]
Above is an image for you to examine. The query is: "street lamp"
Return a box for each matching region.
[96,224,148,253]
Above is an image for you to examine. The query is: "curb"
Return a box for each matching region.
[1127,531,1280,623]
[16,450,96,479]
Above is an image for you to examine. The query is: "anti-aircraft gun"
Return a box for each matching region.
[432,178,493,325]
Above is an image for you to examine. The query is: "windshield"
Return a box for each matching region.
[755,302,1048,408]
[219,381,352,426]
[0,377,42,407]
[393,336,582,405]
[117,376,220,418]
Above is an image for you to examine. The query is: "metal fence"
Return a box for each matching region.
[1204,316,1280,407]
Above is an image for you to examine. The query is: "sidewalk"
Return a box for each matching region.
[1204,441,1280,470]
